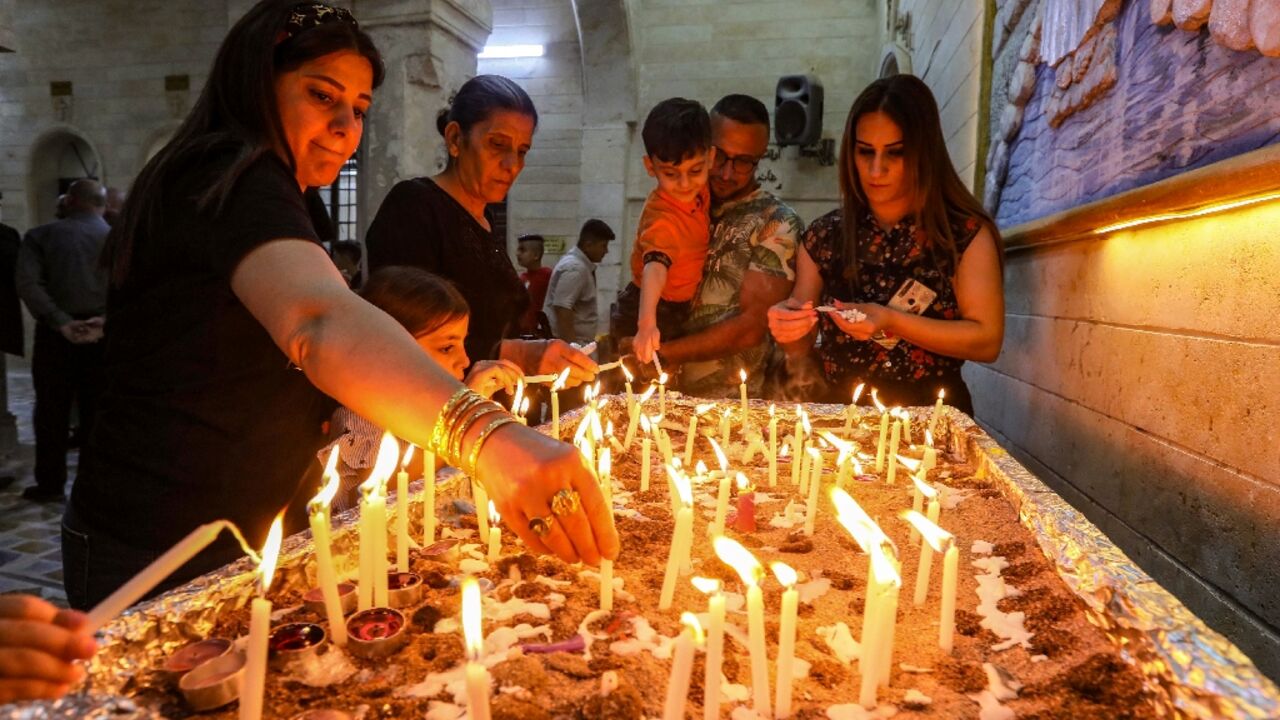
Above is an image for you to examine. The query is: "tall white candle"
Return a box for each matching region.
[659,470,694,610]
[461,577,491,720]
[790,405,804,486]
[364,432,400,609]
[684,414,699,466]
[486,501,502,561]
[422,449,437,546]
[86,520,232,631]
[713,537,771,719]
[773,562,800,718]
[858,547,900,708]
[718,409,731,448]
[550,367,570,439]
[874,393,889,472]
[662,613,702,720]
[369,488,389,607]
[600,558,614,611]
[940,542,959,653]
[357,498,373,612]
[843,383,865,433]
[804,447,823,536]
[886,416,902,485]
[711,470,733,537]
[767,405,778,488]
[622,364,635,413]
[308,449,347,646]
[396,445,414,572]
[928,388,945,439]
[658,372,669,416]
[641,436,652,492]
[692,577,725,720]
[239,514,283,720]
[901,410,913,447]
[738,368,749,417]
[473,478,490,545]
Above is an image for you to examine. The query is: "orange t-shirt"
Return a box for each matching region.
[629,185,711,303]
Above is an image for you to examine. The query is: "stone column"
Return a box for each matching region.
[354,0,491,239]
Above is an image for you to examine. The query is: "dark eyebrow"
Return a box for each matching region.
[856,140,904,147]
[304,73,373,103]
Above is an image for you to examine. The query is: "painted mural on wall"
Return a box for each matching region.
[985,0,1280,228]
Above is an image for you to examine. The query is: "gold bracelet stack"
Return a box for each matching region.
[428,386,518,475]
[465,415,519,478]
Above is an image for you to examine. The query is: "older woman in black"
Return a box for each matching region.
[64,1,617,618]
[365,75,597,387]
[767,75,1004,414]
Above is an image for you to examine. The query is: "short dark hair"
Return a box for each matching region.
[711,94,770,133]
[578,218,615,247]
[641,98,711,164]
[517,233,544,247]
[331,239,363,263]
[360,266,469,338]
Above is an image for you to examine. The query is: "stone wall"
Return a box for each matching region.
[973,0,1280,681]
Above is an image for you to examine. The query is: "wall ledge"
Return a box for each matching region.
[1003,144,1280,252]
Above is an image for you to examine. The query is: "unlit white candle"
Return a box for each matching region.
[600,559,614,611]
[684,415,699,466]
[702,589,726,720]
[711,472,732,537]
[422,451,437,546]
[875,411,889,471]
[747,584,772,718]
[886,419,902,485]
[641,436,652,492]
[659,505,693,610]
[239,596,271,720]
[775,580,799,718]
[662,622,697,720]
[396,469,410,572]
[768,411,778,488]
[308,508,347,646]
[940,543,959,652]
[804,450,823,536]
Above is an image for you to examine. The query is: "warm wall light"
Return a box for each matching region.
[478,44,545,59]
[1096,191,1280,235]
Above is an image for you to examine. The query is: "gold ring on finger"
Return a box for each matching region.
[528,515,555,538]
[550,488,580,516]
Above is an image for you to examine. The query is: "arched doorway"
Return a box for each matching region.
[26,128,104,225]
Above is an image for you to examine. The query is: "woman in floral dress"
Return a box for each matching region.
[766,75,1004,415]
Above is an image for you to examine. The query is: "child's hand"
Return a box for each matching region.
[633,323,661,364]
[465,360,524,399]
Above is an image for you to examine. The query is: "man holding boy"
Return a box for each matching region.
[659,94,802,397]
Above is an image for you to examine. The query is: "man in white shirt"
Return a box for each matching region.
[544,219,614,344]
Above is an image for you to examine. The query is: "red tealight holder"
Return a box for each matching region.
[345,607,408,659]
[162,637,232,676]
[387,571,424,608]
[269,622,327,668]
[304,581,357,616]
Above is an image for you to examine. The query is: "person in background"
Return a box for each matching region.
[515,233,551,336]
[365,75,596,387]
[330,238,363,289]
[767,75,1004,413]
[14,178,109,503]
[611,98,713,364]
[657,94,802,398]
[545,219,613,345]
[104,187,126,226]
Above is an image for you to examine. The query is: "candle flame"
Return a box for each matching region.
[713,535,762,587]
[622,363,634,382]
[658,372,669,385]
[640,414,652,434]
[896,454,921,472]
[800,410,811,435]
[771,561,798,588]
[938,389,946,401]
[739,368,747,383]
[872,388,886,414]
[669,465,693,507]
[599,447,611,477]
[639,385,657,404]
[708,437,729,473]
[681,611,705,645]
[401,443,415,469]
[768,403,776,418]
[830,487,886,552]
[259,512,284,594]
[512,381,525,415]
[488,499,500,525]
[606,420,615,438]
[312,446,342,509]
[573,413,593,446]
[852,457,864,475]
[695,402,716,416]
[361,431,400,495]
[901,510,953,552]
[779,443,790,458]
[806,446,821,460]
[870,543,901,587]
[912,474,938,499]
[691,576,722,594]
[551,367,571,391]
[735,472,751,491]
[818,431,854,462]
[925,429,933,448]
[461,576,483,659]
[519,396,530,417]
[852,383,865,405]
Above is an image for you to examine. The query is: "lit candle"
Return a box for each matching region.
[640,415,653,492]
[657,418,674,466]
[684,403,713,466]
[940,538,959,653]
[738,368,749,417]
[622,363,635,412]
[928,388,946,439]
[790,405,804,486]
[844,382,865,433]
[86,520,239,632]
[832,488,898,706]
[461,577,492,720]
[240,513,283,720]
[473,478,490,545]
[922,430,937,476]
[422,447,437,546]
[821,432,855,490]
[658,372,669,416]
[901,509,940,607]
[662,613,703,720]
[873,390,888,472]
[600,557,614,612]
[713,537,771,719]
[886,412,902,485]
[511,380,525,421]
[364,432,400,609]
[396,444,413,572]
[909,473,936,544]
[486,501,502,561]
[692,577,725,720]
[599,447,613,507]
[659,467,694,610]
[804,447,823,536]
[550,367,570,439]
[772,562,799,719]
[767,404,778,488]
[516,396,530,425]
[718,408,731,449]
[308,448,347,646]
[901,409,913,446]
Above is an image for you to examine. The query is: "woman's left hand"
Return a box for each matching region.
[830,301,895,341]
[464,360,524,399]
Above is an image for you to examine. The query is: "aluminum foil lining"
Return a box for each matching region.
[6,393,1276,718]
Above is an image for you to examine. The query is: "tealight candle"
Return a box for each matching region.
[692,577,725,720]
[396,444,414,573]
[714,536,771,719]
[772,562,800,719]
[461,577,491,720]
[486,501,502,561]
[662,613,703,720]
[659,468,694,610]
[308,449,347,646]
[767,404,778,488]
[240,514,283,720]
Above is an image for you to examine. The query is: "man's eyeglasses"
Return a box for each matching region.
[712,147,762,174]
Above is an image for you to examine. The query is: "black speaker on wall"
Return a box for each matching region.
[774,74,824,147]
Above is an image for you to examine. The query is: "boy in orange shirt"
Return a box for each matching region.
[610,98,713,364]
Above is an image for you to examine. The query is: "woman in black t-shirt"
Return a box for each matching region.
[64,1,617,612]
[767,75,1005,414]
[366,75,597,387]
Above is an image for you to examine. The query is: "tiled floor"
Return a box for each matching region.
[0,367,72,606]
